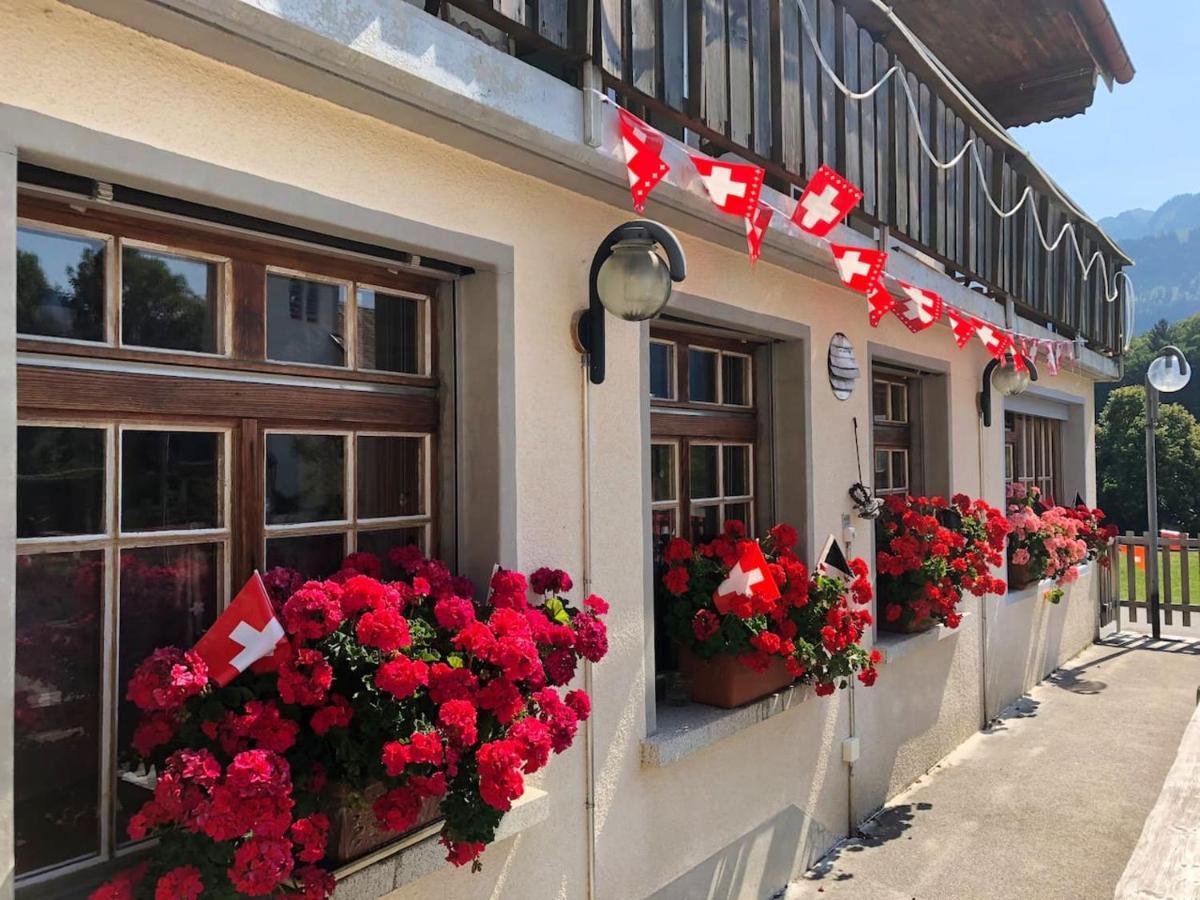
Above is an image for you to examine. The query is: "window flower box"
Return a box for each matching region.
[660,521,879,707]
[325,783,441,865]
[876,494,1010,634]
[677,647,794,709]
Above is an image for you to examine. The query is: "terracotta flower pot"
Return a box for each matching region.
[325,783,442,865]
[1007,562,1040,591]
[677,647,794,709]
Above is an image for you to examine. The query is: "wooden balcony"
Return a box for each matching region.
[435,0,1130,357]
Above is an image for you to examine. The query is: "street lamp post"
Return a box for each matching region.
[1144,345,1191,640]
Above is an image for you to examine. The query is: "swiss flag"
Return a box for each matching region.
[690,155,764,219]
[193,572,287,687]
[713,541,781,615]
[745,203,774,262]
[791,165,863,237]
[974,319,1013,360]
[892,282,944,333]
[946,307,976,348]
[866,282,895,327]
[617,108,670,213]
[830,244,886,294]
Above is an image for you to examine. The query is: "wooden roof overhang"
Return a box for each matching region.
[866,0,1134,127]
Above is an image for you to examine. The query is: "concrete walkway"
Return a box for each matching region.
[786,633,1200,900]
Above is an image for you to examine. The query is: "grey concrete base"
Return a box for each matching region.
[786,634,1200,900]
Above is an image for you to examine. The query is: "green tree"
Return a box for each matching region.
[1096,385,1200,534]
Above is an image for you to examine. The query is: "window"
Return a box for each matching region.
[16,423,229,874]
[872,372,921,496]
[649,325,771,692]
[13,188,447,885]
[648,327,762,543]
[1006,412,1063,503]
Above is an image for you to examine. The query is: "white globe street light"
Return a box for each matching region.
[1144,345,1191,640]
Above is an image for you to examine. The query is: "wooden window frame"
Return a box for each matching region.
[648,338,677,401]
[355,284,434,378]
[13,191,447,887]
[1006,412,1063,504]
[871,370,923,497]
[16,194,439,389]
[14,418,234,880]
[117,237,233,358]
[649,326,763,543]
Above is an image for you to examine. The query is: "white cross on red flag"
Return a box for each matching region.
[745,203,774,262]
[690,155,765,219]
[893,282,944,333]
[867,282,895,327]
[713,541,781,616]
[946,307,976,348]
[617,108,670,214]
[791,165,863,237]
[973,319,1013,360]
[193,572,287,687]
[830,244,887,294]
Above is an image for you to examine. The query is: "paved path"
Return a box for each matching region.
[786,633,1200,900]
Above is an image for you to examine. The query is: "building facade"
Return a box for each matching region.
[0,1,1132,898]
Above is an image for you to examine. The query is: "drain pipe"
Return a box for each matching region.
[579,353,598,900]
[977,413,991,727]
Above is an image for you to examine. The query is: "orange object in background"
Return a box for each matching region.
[1133,546,1146,569]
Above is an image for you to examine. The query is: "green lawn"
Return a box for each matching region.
[1116,548,1200,606]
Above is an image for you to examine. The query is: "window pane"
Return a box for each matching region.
[649,342,674,399]
[872,380,889,420]
[116,544,219,845]
[722,355,750,406]
[651,444,676,502]
[357,289,422,374]
[18,425,105,538]
[356,527,425,580]
[874,450,890,490]
[15,551,104,875]
[121,430,220,532]
[724,501,751,531]
[688,348,718,403]
[357,435,423,519]
[690,505,720,542]
[266,273,347,366]
[16,225,105,342]
[121,246,219,353]
[890,384,907,422]
[723,445,750,497]
[266,434,345,525]
[891,450,909,490]
[266,532,347,579]
[689,445,719,499]
[651,508,677,540]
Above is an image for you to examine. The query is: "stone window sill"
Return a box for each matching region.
[875,612,970,666]
[641,683,812,768]
[332,787,549,898]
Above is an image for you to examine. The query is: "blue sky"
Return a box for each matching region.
[1011,0,1199,220]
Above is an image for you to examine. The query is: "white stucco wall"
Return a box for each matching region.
[0,3,1105,899]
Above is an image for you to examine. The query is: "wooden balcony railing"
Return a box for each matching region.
[436,0,1130,357]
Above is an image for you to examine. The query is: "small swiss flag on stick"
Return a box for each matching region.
[792,165,863,237]
[193,572,287,687]
[713,541,781,615]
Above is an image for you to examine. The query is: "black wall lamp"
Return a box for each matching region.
[979,352,1038,427]
[576,219,687,384]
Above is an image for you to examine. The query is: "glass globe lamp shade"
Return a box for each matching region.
[1148,353,1191,393]
[991,360,1031,397]
[595,238,674,321]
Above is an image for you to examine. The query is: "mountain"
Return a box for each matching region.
[1099,193,1200,330]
